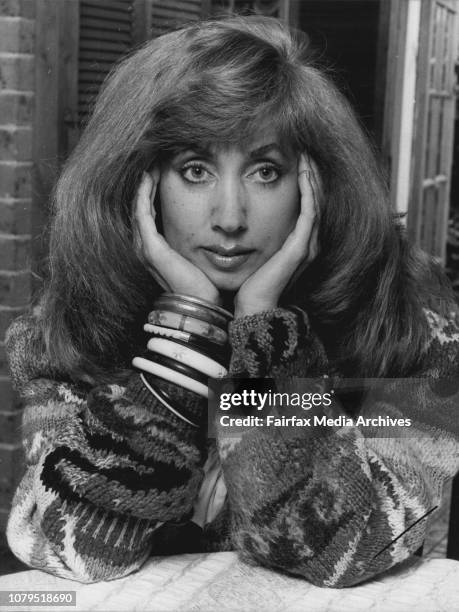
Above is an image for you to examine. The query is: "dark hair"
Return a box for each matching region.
[39,15,456,384]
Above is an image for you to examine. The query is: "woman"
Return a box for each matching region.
[5,15,459,587]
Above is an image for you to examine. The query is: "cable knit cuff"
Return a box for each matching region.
[228,307,328,378]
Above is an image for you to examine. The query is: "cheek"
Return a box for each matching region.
[159,182,198,248]
[256,183,299,249]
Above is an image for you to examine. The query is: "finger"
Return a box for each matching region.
[294,154,316,238]
[149,167,160,219]
[299,153,320,211]
[284,219,319,291]
[135,172,156,221]
[135,172,169,259]
[307,158,322,220]
[148,267,172,292]
[307,218,319,260]
[132,221,142,256]
[133,218,171,290]
[302,153,322,199]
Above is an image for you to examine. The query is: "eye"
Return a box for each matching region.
[251,163,281,184]
[180,162,211,184]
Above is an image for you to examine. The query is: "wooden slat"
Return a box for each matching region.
[383,0,410,210]
[433,3,446,92]
[440,5,451,90]
[156,0,202,9]
[78,92,100,103]
[79,73,108,84]
[79,6,133,23]
[437,4,457,261]
[79,17,131,32]
[79,103,97,111]
[82,0,134,11]
[79,62,117,71]
[79,27,131,42]
[79,39,131,52]
[435,179,447,255]
[79,50,127,62]
[152,7,202,19]
[421,185,436,251]
[78,81,104,92]
[426,96,442,177]
[408,0,434,246]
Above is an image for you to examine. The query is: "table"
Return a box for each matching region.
[0,552,458,611]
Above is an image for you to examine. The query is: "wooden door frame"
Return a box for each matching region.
[408,0,458,262]
[380,0,422,216]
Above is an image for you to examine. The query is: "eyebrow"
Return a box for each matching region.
[247,143,284,159]
[175,142,286,160]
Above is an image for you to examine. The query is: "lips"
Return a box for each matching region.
[205,245,254,257]
[202,245,255,271]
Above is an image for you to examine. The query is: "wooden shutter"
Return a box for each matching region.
[150,0,207,37]
[408,0,458,263]
[210,0,292,20]
[76,1,211,126]
[78,0,146,125]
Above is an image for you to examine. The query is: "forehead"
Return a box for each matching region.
[183,129,295,158]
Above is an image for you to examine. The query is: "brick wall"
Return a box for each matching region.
[0,0,35,540]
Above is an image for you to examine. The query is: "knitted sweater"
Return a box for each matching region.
[5,306,459,587]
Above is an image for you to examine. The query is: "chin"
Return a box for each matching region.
[206,269,249,293]
[212,277,245,293]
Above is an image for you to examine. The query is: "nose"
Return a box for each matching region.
[210,177,248,235]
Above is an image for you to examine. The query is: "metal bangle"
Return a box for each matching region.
[148,310,228,345]
[144,323,230,358]
[158,293,233,321]
[144,372,204,425]
[132,356,209,398]
[153,297,230,329]
[140,373,199,428]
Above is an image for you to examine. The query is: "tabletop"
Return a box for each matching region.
[0,552,458,612]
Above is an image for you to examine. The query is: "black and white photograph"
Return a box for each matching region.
[0,1,459,610]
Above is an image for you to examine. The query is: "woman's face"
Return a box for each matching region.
[158,132,302,292]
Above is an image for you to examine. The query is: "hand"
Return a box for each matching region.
[133,170,221,304]
[234,154,320,317]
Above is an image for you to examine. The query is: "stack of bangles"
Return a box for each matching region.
[132,293,233,427]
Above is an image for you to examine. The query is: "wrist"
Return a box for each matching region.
[133,292,233,404]
[196,290,222,307]
[234,300,278,319]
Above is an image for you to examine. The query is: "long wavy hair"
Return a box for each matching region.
[39,15,455,385]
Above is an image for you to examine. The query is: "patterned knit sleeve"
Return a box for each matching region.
[5,315,206,583]
[218,306,459,588]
